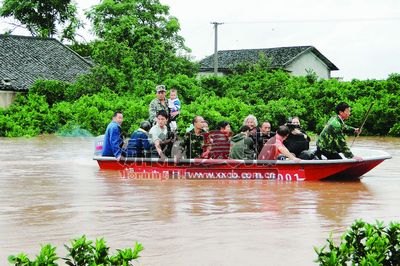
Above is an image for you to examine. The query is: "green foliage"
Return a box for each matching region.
[164,74,204,103]
[63,235,143,266]
[229,52,273,75]
[224,69,293,104]
[199,75,228,97]
[0,93,53,137]
[35,244,59,266]
[315,220,400,265]
[109,243,144,265]
[0,0,398,138]
[264,98,308,129]
[85,0,196,90]
[68,42,94,57]
[93,238,110,265]
[8,244,58,266]
[64,72,110,101]
[389,123,400,136]
[64,235,94,266]
[30,80,72,106]
[1,70,399,137]
[8,235,142,266]
[62,93,118,136]
[182,94,256,132]
[0,0,81,41]
[8,252,31,266]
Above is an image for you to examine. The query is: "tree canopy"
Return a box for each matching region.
[0,0,399,138]
[0,0,81,41]
[85,0,197,93]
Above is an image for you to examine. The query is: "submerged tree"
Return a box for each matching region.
[86,0,197,93]
[0,0,81,41]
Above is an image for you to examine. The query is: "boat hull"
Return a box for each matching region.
[323,159,386,181]
[94,154,390,181]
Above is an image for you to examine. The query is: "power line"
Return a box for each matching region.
[224,17,400,24]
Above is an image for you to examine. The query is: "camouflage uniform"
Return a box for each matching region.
[148,99,170,125]
[317,115,355,158]
[180,129,206,159]
[229,132,255,160]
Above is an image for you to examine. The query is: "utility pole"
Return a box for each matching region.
[211,22,223,75]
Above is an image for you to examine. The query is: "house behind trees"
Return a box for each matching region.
[0,34,92,108]
[199,46,339,79]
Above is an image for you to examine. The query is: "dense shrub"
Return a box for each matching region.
[1,71,399,137]
[164,74,205,103]
[181,94,256,132]
[315,220,400,265]
[1,0,397,138]
[30,80,72,106]
[0,93,53,137]
[199,75,229,97]
[8,235,143,266]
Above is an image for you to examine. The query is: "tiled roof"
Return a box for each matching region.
[199,46,339,72]
[0,34,93,91]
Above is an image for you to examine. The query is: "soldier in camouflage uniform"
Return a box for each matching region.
[149,85,170,125]
[317,102,362,160]
[229,125,256,160]
[179,116,207,159]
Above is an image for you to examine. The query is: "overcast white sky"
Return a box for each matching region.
[2,0,400,80]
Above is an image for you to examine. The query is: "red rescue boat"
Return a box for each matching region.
[93,150,390,181]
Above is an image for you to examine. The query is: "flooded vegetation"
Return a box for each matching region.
[0,136,399,265]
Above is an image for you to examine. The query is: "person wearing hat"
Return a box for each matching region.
[125,121,152,157]
[149,85,170,125]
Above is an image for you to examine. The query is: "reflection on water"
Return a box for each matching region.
[0,136,399,265]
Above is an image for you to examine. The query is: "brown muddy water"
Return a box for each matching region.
[0,136,399,265]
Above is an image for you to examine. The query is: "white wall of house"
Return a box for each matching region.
[197,71,225,77]
[0,90,16,108]
[286,52,331,79]
[197,71,225,79]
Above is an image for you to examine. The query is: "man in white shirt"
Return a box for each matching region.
[149,110,170,159]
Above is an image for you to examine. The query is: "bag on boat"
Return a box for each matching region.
[298,149,318,160]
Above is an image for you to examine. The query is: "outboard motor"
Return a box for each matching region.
[94,135,104,156]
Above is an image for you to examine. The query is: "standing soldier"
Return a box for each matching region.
[149,85,170,125]
[317,102,362,160]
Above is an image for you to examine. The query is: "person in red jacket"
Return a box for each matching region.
[258,125,300,162]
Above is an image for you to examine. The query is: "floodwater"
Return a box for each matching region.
[0,136,399,265]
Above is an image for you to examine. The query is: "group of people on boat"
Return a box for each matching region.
[101,85,362,162]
